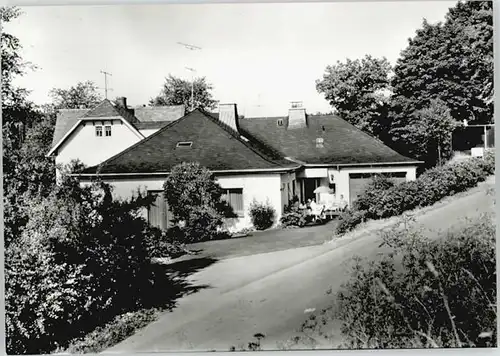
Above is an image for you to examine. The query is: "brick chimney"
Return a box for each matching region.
[288,101,307,129]
[218,103,239,132]
[116,97,127,108]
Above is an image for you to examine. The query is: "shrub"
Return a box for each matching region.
[5,179,180,354]
[249,199,276,230]
[335,210,368,235]
[335,155,495,235]
[143,226,187,258]
[163,162,236,242]
[280,206,308,228]
[334,214,496,348]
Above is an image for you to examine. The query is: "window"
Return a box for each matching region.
[105,125,112,137]
[316,137,324,148]
[176,141,193,148]
[222,188,243,216]
[277,119,284,126]
[95,126,103,137]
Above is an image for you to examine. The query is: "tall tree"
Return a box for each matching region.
[49,80,103,110]
[316,55,392,137]
[389,0,493,158]
[150,74,217,111]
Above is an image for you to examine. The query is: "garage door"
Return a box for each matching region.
[147,191,174,231]
[349,172,407,205]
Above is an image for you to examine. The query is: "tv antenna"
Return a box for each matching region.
[185,67,197,111]
[177,42,202,51]
[100,70,113,99]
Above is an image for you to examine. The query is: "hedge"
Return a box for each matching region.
[336,152,495,235]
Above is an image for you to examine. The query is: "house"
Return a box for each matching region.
[47,97,185,179]
[63,98,421,232]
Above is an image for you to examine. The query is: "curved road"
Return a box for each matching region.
[106,178,495,353]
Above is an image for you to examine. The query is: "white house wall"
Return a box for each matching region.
[56,119,142,170]
[86,173,283,233]
[139,129,160,137]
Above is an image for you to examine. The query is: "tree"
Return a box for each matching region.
[391,99,457,167]
[316,55,392,137]
[390,1,493,154]
[163,162,235,242]
[49,80,103,110]
[150,74,217,111]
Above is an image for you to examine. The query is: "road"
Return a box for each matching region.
[106,178,495,353]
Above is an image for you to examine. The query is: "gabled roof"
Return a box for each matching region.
[83,99,138,124]
[134,121,172,130]
[238,115,419,165]
[80,109,298,174]
[51,109,88,148]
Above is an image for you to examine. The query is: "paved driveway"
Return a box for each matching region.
[187,220,338,260]
[106,178,494,353]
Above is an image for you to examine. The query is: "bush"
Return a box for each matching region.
[334,214,496,348]
[5,179,180,354]
[143,226,187,258]
[335,154,495,235]
[163,162,236,242]
[280,206,308,228]
[249,199,276,230]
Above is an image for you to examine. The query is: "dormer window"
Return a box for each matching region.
[316,137,324,148]
[95,126,103,137]
[105,125,112,137]
[277,119,284,126]
[176,141,193,148]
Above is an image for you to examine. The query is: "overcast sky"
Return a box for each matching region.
[6,1,456,117]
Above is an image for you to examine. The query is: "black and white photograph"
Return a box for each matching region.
[2,0,496,353]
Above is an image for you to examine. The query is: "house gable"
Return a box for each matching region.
[80,109,298,174]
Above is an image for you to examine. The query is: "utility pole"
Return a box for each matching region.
[177,42,202,112]
[100,70,113,99]
[185,67,196,111]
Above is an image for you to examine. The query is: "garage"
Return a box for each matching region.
[348,172,408,205]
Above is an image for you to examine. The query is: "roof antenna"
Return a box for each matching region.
[99,70,113,99]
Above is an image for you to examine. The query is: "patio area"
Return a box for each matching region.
[186,220,339,261]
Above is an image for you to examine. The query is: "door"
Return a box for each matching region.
[349,172,407,205]
[147,191,172,230]
[303,178,319,202]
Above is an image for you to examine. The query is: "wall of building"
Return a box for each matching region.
[280,172,297,210]
[87,172,283,233]
[329,165,418,206]
[56,119,142,170]
[139,129,160,137]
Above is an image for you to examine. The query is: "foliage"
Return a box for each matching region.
[391,99,458,167]
[316,55,392,137]
[390,1,493,159]
[280,206,308,228]
[249,199,276,230]
[334,214,496,348]
[4,176,181,354]
[336,154,494,235]
[49,80,103,110]
[150,74,218,111]
[163,162,236,242]
[143,226,188,258]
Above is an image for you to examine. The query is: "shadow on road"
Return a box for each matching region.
[140,257,219,312]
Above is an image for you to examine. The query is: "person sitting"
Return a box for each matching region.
[338,194,348,212]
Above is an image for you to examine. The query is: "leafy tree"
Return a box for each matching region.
[163,162,235,242]
[390,1,493,155]
[316,55,392,137]
[150,74,217,111]
[49,80,103,110]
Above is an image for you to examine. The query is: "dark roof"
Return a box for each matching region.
[51,109,88,148]
[134,121,172,130]
[82,109,297,174]
[83,99,138,124]
[238,115,419,165]
[134,105,185,122]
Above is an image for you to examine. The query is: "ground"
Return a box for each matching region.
[105,177,494,353]
[188,221,337,260]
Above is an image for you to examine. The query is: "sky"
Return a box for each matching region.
[6,1,457,117]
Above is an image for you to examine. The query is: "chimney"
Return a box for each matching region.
[116,97,127,109]
[218,103,239,132]
[288,101,307,129]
